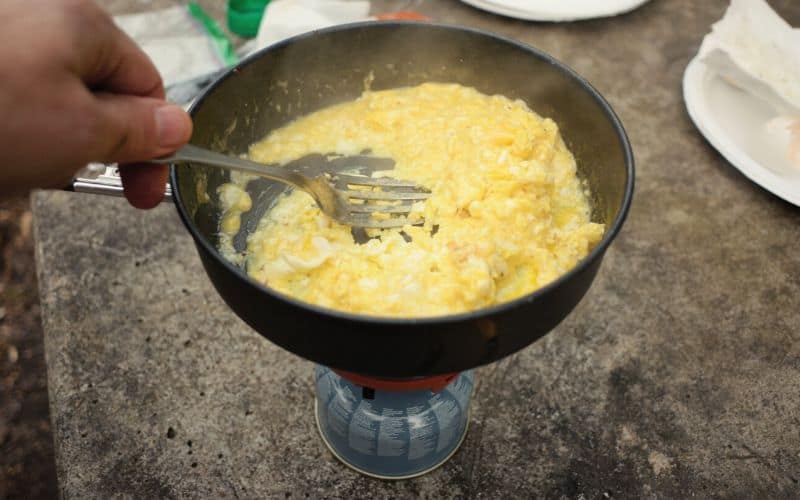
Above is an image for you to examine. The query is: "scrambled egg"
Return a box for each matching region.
[218,83,604,317]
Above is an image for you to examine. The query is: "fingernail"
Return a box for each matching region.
[155,104,191,148]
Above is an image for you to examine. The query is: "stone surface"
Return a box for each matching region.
[33,0,800,498]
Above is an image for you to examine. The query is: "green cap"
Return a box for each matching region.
[227,0,271,38]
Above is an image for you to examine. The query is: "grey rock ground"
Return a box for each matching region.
[33,0,800,498]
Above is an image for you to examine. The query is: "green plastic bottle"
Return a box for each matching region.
[227,0,271,38]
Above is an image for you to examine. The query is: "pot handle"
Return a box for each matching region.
[68,163,173,202]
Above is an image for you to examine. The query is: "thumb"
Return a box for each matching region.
[89,94,192,210]
[90,94,192,163]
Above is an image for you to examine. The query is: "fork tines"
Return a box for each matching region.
[328,173,431,228]
[330,173,431,203]
[332,173,425,189]
[347,200,416,214]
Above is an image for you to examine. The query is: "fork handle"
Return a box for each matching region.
[147,144,305,190]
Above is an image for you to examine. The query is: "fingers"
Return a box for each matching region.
[90,94,192,163]
[119,163,168,209]
[69,3,178,209]
[94,24,165,99]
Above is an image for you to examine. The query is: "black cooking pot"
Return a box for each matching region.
[170,22,634,378]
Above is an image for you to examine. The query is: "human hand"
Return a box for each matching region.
[0,0,192,208]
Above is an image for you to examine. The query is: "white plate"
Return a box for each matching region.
[683,56,800,207]
[459,0,651,22]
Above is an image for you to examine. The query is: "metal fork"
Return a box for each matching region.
[150,144,431,228]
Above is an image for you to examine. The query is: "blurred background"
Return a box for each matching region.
[0,196,55,499]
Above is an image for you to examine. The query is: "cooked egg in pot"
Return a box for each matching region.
[217,83,604,317]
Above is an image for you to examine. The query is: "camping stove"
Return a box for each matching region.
[314,366,474,479]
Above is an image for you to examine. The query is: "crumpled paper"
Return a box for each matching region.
[698,0,800,167]
[114,5,231,89]
[255,0,371,50]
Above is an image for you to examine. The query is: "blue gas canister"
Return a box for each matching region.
[314,366,474,479]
